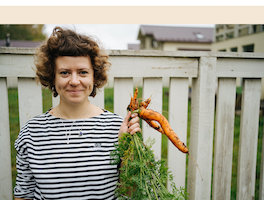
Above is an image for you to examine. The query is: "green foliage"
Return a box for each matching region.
[0,24,46,41]
[8,88,19,189]
[111,132,188,200]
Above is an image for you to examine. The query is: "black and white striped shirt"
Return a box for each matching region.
[14,110,123,200]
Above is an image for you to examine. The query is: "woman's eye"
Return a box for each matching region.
[60,71,69,75]
[80,71,88,75]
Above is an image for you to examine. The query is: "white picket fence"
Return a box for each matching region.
[1,47,264,200]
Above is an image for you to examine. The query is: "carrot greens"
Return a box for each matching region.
[111,88,188,199]
[111,132,188,199]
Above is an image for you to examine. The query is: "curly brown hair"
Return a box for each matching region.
[35,26,110,97]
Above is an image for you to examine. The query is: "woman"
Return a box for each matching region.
[14,26,140,200]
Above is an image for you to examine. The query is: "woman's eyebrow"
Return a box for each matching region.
[57,68,70,71]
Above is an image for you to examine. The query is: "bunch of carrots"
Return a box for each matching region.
[111,88,189,200]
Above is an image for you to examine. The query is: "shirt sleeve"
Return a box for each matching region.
[13,125,35,199]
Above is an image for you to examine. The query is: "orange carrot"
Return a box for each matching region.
[127,88,139,112]
[139,97,151,109]
[127,88,189,154]
[138,107,189,154]
[145,119,165,134]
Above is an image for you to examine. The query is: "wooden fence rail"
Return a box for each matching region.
[0,48,264,200]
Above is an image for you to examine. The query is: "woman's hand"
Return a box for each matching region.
[118,111,141,138]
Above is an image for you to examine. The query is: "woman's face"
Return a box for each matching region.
[54,56,94,105]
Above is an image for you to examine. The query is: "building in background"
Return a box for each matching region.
[130,24,264,97]
[127,43,140,50]
[212,24,264,52]
[131,25,215,87]
[0,40,42,48]
[136,25,214,51]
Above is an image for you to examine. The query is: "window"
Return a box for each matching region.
[195,33,204,39]
[219,49,226,52]
[239,27,249,36]
[151,39,158,49]
[230,47,238,52]
[253,25,264,33]
[226,32,234,39]
[243,44,254,52]
[226,24,235,29]
[216,35,224,42]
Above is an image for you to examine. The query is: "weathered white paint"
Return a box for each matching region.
[237,79,261,200]
[0,78,12,200]
[89,87,105,109]
[187,57,217,200]
[168,78,189,190]
[17,78,43,128]
[213,78,236,200]
[52,95,60,108]
[113,78,133,118]
[217,58,264,78]
[109,56,198,79]
[142,77,163,160]
[2,47,264,58]
[0,54,36,78]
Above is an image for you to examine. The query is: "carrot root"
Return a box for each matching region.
[139,108,189,154]
[145,119,165,134]
[127,88,189,154]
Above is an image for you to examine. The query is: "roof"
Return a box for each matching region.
[138,25,214,43]
[0,40,43,48]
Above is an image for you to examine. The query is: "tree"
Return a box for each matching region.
[0,24,46,41]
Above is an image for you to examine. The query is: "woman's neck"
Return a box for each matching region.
[53,100,101,119]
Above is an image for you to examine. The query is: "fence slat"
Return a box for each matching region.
[0,78,12,200]
[142,77,163,160]
[52,95,60,108]
[18,78,43,128]
[237,79,261,200]
[113,78,133,118]
[187,57,217,200]
[89,87,105,109]
[260,120,264,200]
[213,78,236,200]
[168,77,189,189]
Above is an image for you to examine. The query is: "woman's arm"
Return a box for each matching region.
[14,198,32,200]
[14,125,35,199]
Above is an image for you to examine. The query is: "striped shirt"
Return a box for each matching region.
[14,110,123,200]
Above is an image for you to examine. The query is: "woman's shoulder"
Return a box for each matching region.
[101,109,123,120]
[19,111,52,133]
[26,111,52,125]
[15,111,53,148]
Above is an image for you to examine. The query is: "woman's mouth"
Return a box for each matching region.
[67,90,83,94]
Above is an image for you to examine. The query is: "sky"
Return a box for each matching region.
[43,24,215,50]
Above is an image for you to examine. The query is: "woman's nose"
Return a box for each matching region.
[69,73,80,85]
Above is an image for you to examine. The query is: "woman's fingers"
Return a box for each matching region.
[118,111,131,137]
[128,113,141,135]
[119,112,141,137]
[128,122,141,135]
